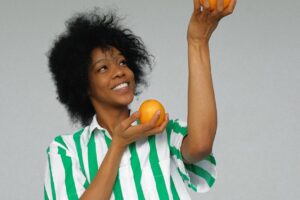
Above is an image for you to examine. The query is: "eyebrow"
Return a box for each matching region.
[92,53,124,68]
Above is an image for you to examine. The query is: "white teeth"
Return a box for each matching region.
[112,82,128,90]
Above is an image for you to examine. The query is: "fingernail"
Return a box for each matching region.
[157,110,161,115]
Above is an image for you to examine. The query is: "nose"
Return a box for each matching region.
[112,63,125,78]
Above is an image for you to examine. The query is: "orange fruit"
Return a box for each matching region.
[200,0,231,10]
[138,99,166,127]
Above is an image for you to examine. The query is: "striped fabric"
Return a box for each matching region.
[44,115,217,200]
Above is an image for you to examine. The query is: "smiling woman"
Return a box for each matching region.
[42,0,236,198]
[47,9,152,127]
[87,47,136,127]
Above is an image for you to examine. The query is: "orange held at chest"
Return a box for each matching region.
[200,0,231,10]
[138,99,166,127]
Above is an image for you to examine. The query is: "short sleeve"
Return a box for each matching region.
[44,135,88,200]
[166,118,217,193]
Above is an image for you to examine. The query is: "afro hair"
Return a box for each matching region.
[48,8,153,126]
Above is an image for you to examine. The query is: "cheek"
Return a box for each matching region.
[127,69,135,81]
[129,72,136,88]
[88,76,106,96]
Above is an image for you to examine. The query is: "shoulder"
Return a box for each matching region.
[46,127,88,156]
[166,118,188,135]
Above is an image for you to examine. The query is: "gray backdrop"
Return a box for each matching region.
[0,0,299,199]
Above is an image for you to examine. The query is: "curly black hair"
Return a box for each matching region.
[48,8,153,126]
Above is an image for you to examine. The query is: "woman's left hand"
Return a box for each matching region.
[187,0,237,43]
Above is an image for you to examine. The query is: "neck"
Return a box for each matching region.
[95,105,130,137]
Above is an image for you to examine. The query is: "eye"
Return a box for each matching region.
[97,65,108,73]
[119,59,128,66]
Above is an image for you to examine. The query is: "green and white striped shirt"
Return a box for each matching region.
[44,115,217,200]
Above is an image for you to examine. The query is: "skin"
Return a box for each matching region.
[87,47,137,136]
[181,0,237,163]
[81,47,169,199]
[80,0,237,198]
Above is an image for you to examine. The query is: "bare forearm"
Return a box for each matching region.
[187,40,217,152]
[80,142,125,200]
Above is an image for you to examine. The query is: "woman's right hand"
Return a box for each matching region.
[111,111,169,149]
[80,111,166,200]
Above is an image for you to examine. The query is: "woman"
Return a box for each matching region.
[44,0,236,199]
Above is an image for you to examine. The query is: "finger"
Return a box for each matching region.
[203,0,210,10]
[228,0,237,9]
[127,110,161,134]
[144,113,169,137]
[193,0,201,12]
[142,110,161,130]
[127,113,168,142]
[223,0,237,16]
[120,111,140,130]
[155,113,169,133]
[201,0,211,14]
[216,0,224,12]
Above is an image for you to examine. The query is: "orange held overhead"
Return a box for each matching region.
[200,0,231,10]
[139,99,166,127]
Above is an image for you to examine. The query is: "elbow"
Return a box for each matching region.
[189,144,212,163]
[197,145,212,157]
[182,129,216,164]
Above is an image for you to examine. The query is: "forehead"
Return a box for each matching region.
[91,47,123,60]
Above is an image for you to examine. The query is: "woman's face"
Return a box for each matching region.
[87,47,136,109]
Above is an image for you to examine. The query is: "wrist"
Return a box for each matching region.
[111,139,127,152]
[188,39,210,58]
[187,38,209,48]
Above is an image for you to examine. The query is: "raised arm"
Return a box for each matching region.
[181,0,237,163]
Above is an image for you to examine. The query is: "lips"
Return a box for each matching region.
[111,81,129,90]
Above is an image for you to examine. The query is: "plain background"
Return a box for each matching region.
[0,0,299,199]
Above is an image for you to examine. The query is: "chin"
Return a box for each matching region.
[116,93,134,107]
[125,94,134,105]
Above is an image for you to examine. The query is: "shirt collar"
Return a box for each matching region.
[85,110,135,146]
[85,114,107,145]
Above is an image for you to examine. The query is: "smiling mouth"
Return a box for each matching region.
[112,82,129,91]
